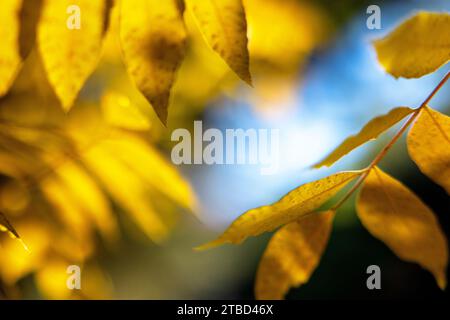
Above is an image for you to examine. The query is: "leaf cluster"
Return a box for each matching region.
[200,12,450,299]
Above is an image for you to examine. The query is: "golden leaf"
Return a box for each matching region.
[35,259,112,299]
[40,175,93,241]
[314,107,414,168]
[0,221,49,284]
[119,0,187,125]
[0,0,22,96]
[186,0,252,85]
[81,142,172,243]
[99,132,197,213]
[407,106,450,194]
[255,211,334,300]
[34,258,74,299]
[374,12,450,78]
[54,161,118,243]
[198,170,363,249]
[101,92,151,131]
[38,0,107,110]
[357,167,448,289]
[244,0,329,71]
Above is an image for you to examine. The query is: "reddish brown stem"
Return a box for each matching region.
[331,70,450,211]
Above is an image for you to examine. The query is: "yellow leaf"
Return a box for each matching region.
[0,0,22,96]
[198,170,363,249]
[408,106,450,194]
[357,167,448,289]
[99,133,198,213]
[35,259,112,299]
[186,0,252,85]
[373,12,450,78]
[119,0,187,125]
[244,0,329,71]
[255,211,334,300]
[38,0,107,110]
[35,258,73,299]
[101,92,151,131]
[81,143,171,243]
[40,175,93,241]
[314,107,414,168]
[55,161,119,243]
[0,0,40,95]
[0,221,49,284]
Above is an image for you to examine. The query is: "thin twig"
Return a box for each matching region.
[331,70,450,211]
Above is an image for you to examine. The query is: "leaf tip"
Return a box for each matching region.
[194,238,225,251]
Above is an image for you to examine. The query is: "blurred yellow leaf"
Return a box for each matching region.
[245,0,329,71]
[408,106,450,194]
[314,107,414,168]
[40,175,93,241]
[198,170,363,249]
[35,258,73,299]
[255,211,334,300]
[100,133,197,213]
[38,0,107,110]
[0,180,30,213]
[101,92,151,131]
[35,259,112,299]
[0,221,49,284]
[81,143,171,243]
[374,12,450,78]
[55,161,118,243]
[119,0,187,125]
[357,167,448,289]
[0,0,22,96]
[186,0,252,85]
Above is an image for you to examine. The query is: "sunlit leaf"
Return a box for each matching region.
[40,175,93,241]
[407,106,450,194]
[55,161,119,243]
[255,211,334,300]
[34,258,74,299]
[99,133,197,213]
[357,167,448,289]
[119,0,187,125]
[38,0,107,110]
[186,0,252,85]
[0,0,40,96]
[0,220,51,284]
[81,143,172,243]
[35,258,112,299]
[198,170,363,249]
[101,91,151,131]
[0,0,22,96]
[314,107,414,168]
[244,0,329,71]
[374,12,450,78]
